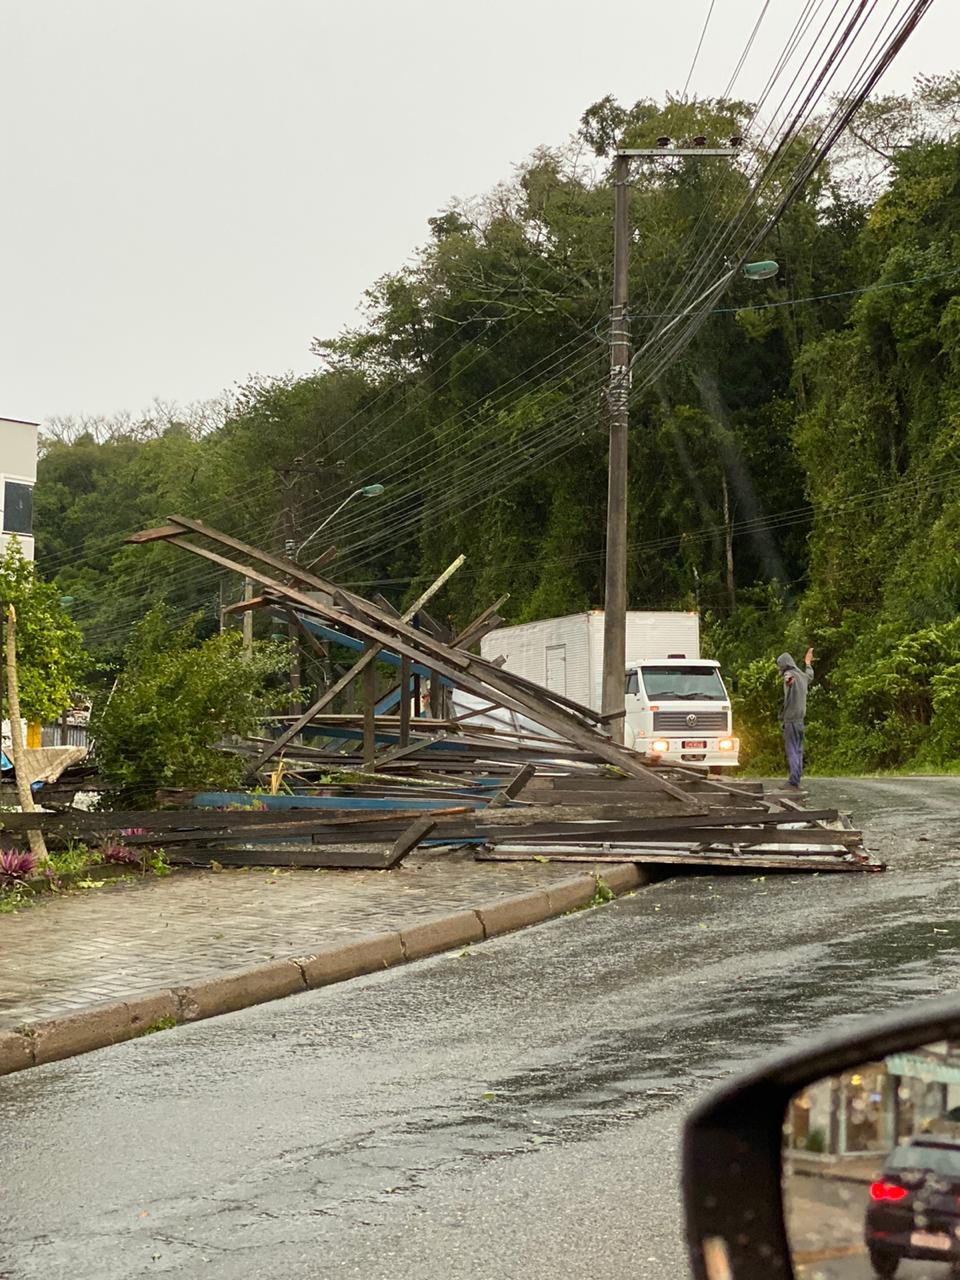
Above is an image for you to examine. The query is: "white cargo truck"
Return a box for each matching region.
[479,610,739,769]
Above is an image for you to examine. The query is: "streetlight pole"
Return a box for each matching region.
[295,483,386,560]
[281,482,385,715]
[600,142,740,744]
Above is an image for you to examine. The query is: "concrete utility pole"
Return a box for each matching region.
[600,153,632,744]
[242,577,254,660]
[600,142,740,743]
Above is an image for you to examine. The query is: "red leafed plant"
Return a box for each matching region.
[0,848,37,881]
[100,839,140,865]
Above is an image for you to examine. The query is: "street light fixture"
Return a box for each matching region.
[743,260,780,280]
[294,483,386,558]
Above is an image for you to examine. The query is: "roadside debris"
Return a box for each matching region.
[0,516,881,876]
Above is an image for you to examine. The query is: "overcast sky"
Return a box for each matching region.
[1,0,955,426]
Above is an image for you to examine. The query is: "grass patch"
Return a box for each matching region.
[138,1015,178,1036]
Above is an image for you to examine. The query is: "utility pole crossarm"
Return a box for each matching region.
[618,147,739,157]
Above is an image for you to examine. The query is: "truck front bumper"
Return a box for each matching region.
[640,738,740,768]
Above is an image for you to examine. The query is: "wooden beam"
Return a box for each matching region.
[168,845,409,870]
[388,815,438,863]
[222,594,267,616]
[454,595,509,649]
[489,763,536,807]
[477,850,877,873]
[288,609,330,666]
[125,522,188,543]
[363,649,377,768]
[399,655,411,747]
[415,607,453,643]
[303,545,340,572]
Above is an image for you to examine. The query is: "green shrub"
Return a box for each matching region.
[91,607,288,804]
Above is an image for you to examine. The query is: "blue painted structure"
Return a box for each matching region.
[189,791,487,812]
[280,612,445,714]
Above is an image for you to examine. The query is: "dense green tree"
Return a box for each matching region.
[0,540,88,722]
[91,607,288,804]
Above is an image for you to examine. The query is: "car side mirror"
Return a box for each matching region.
[682,995,960,1280]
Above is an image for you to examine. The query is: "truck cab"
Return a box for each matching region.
[624,657,739,769]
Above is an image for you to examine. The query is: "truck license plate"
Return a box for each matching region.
[682,740,707,749]
[911,1231,952,1250]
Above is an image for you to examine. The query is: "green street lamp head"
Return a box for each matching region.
[743,260,779,281]
[360,483,385,497]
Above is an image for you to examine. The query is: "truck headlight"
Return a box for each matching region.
[718,738,735,751]
[651,739,670,753]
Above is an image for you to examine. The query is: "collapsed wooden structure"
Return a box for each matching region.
[69,513,878,875]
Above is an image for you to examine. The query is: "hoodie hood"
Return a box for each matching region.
[776,652,798,673]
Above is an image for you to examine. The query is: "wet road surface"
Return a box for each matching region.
[3,778,960,1279]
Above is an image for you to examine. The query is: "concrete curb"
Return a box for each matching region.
[0,863,649,1076]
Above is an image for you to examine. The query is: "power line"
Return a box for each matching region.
[625,265,960,322]
[682,0,718,100]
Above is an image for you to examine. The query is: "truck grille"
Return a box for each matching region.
[653,710,728,733]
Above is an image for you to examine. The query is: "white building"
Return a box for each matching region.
[0,417,38,561]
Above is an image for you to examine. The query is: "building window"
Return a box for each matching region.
[3,481,33,535]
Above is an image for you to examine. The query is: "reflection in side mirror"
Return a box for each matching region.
[783,1040,960,1278]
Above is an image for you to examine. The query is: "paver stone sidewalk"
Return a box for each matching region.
[0,850,591,1028]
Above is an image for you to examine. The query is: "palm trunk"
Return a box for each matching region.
[4,605,48,863]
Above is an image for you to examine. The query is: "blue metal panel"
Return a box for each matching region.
[189,791,484,812]
[288,614,453,687]
[290,723,471,753]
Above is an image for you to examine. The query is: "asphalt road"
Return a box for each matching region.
[3,777,960,1280]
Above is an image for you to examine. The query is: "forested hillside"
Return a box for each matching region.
[34,82,960,772]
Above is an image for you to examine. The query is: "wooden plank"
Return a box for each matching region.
[489,763,536,808]
[483,828,861,848]
[0,803,473,837]
[363,650,376,768]
[370,734,445,769]
[520,791,717,809]
[399,655,411,747]
[413,607,453,643]
[429,671,442,718]
[222,594,267,616]
[476,850,879,873]
[458,808,845,842]
[289,609,331,666]
[455,595,509,649]
[389,815,438,863]
[304,545,340,572]
[167,845,403,869]
[125,522,189,543]
[148,515,339,594]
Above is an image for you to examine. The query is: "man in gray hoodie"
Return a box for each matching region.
[776,648,814,790]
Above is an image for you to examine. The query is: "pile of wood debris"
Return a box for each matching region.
[0,516,881,876]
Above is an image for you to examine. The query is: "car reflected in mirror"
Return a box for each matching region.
[683,999,960,1280]
[784,1042,960,1277]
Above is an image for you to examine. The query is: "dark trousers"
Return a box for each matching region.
[782,721,805,787]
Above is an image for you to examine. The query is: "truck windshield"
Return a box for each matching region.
[640,666,726,701]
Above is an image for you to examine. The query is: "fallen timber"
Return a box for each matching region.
[105,515,882,875]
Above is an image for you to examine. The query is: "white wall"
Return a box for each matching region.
[0,417,39,561]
